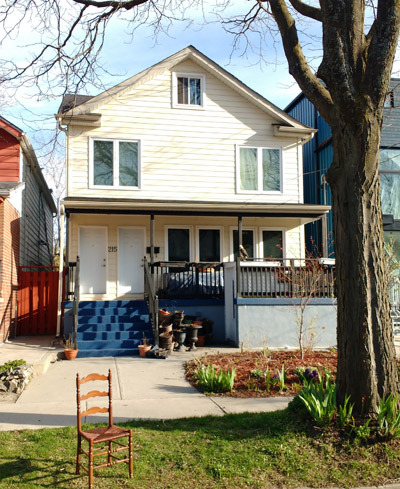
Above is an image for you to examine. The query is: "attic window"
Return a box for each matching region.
[172,73,205,109]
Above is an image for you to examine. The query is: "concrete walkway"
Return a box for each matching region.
[0,336,291,431]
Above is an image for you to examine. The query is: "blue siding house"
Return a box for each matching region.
[286,79,400,264]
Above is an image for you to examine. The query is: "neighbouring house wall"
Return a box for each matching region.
[236,298,337,349]
[0,200,20,342]
[0,128,19,182]
[20,154,53,266]
[67,59,303,206]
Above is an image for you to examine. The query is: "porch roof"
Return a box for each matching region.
[62,197,330,222]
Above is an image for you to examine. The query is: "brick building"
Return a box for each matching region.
[0,117,57,342]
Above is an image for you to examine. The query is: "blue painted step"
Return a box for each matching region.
[75,300,153,358]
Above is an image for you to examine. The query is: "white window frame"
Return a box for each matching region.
[164,225,194,262]
[259,227,286,261]
[172,72,206,109]
[89,137,141,190]
[195,226,224,262]
[236,145,283,194]
[229,226,257,261]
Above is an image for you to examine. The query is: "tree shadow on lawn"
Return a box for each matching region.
[120,408,307,441]
[0,456,82,488]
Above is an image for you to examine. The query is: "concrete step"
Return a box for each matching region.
[77,348,140,358]
[78,322,151,332]
[77,330,148,341]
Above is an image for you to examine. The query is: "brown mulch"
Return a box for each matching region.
[185,349,338,397]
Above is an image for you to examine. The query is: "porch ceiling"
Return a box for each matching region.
[62,197,330,222]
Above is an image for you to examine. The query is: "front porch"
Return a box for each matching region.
[63,257,338,356]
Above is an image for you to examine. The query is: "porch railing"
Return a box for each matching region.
[65,261,77,301]
[72,256,80,349]
[144,257,159,347]
[237,258,336,299]
[151,261,224,299]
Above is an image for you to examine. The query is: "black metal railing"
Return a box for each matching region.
[144,257,159,347]
[151,261,224,299]
[72,256,80,349]
[65,261,77,301]
[238,258,336,299]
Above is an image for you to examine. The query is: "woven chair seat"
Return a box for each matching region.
[81,425,130,444]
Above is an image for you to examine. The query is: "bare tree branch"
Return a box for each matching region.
[266,0,333,119]
[287,0,322,22]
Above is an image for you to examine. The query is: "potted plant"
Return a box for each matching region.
[138,333,151,357]
[64,334,78,360]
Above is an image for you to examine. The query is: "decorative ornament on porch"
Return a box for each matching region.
[64,334,78,360]
[138,333,151,357]
[185,322,202,351]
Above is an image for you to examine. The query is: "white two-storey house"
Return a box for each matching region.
[58,46,330,356]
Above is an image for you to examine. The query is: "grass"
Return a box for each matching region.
[0,410,400,488]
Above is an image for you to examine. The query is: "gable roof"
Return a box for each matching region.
[58,46,314,137]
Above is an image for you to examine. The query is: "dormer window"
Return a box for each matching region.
[172,73,205,109]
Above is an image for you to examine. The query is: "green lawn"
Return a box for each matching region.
[0,410,399,488]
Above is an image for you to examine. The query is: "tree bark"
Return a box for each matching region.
[328,111,399,414]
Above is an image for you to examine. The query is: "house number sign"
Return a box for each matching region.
[108,246,118,252]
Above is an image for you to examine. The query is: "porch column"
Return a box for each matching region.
[56,205,65,337]
[238,215,243,257]
[150,214,155,266]
[321,214,328,257]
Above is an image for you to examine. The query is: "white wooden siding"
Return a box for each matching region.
[67,59,302,204]
[20,155,54,266]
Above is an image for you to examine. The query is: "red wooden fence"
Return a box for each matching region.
[17,267,59,336]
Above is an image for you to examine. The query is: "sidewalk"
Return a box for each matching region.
[0,337,291,431]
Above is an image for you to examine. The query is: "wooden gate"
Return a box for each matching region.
[17,267,59,336]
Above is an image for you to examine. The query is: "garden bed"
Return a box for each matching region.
[185,349,337,397]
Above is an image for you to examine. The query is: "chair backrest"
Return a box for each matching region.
[76,369,113,431]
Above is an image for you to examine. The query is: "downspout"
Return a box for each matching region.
[56,205,65,337]
[56,115,68,337]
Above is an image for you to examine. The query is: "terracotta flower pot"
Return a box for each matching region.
[138,345,151,357]
[64,348,79,360]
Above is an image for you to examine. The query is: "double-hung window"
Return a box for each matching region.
[91,139,140,188]
[237,146,282,193]
[172,73,205,108]
[380,148,400,219]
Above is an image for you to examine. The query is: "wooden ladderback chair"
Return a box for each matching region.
[76,369,133,489]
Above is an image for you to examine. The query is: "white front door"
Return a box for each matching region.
[79,227,107,294]
[118,227,145,294]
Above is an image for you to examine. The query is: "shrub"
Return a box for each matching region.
[0,359,26,373]
[377,394,400,440]
[298,371,336,426]
[194,364,236,393]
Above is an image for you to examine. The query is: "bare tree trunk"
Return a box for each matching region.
[328,114,399,414]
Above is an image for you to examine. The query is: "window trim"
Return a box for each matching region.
[164,225,194,262]
[259,227,286,260]
[236,145,283,194]
[89,137,141,190]
[172,72,206,109]
[195,226,223,262]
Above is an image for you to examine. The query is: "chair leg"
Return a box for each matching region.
[129,430,133,478]
[108,440,112,466]
[89,440,94,489]
[76,434,81,475]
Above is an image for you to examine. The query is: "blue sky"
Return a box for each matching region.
[1,4,302,157]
